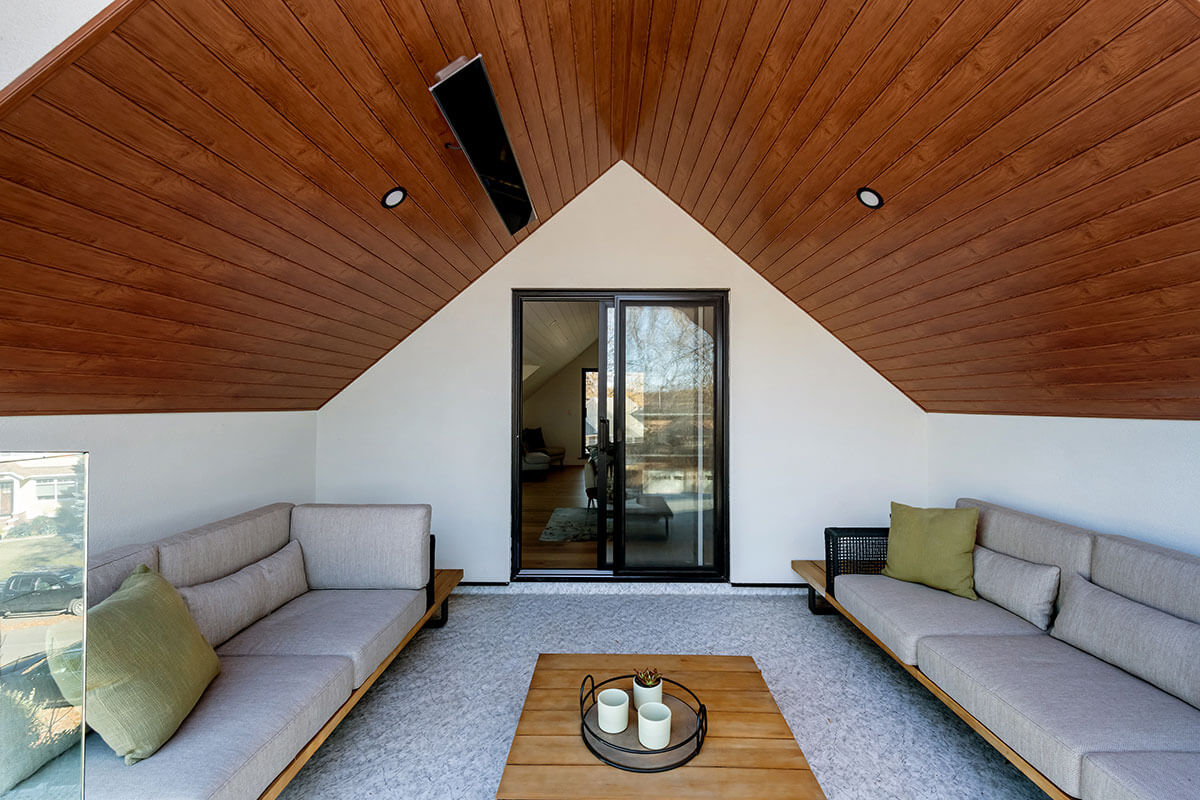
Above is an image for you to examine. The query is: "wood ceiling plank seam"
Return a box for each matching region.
[0,371,334,400]
[803,63,1200,326]
[0,396,322,415]
[0,0,149,114]
[709,0,914,244]
[217,0,486,281]
[754,0,1024,284]
[545,0,590,191]
[0,124,415,349]
[870,308,1200,368]
[732,0,965,264]
[295,0,511,260]
[655,0,738,193]
[671,0,790,207]
[920,401,1200,419]
[858,283,1200,363]
[687,0,862,223]
[0,179,407,358]
[0,319,364,380]
[641,0,705,183]
[885,334,1200,381]
[906,378,1200,402]
[845,242,1200,356]
[0,286,378,371]
[610,0,635,158]
[121,5,461,304]
[620,0,655,160]
[0,345,348,389]
[629,0,683,173]
[829,172,1200,348]
[897,356,1200,392]
[568,0,602,182]
[840,196,1200,350]
[154,0,474,291]
[8,87,424,339]
[835,209,1200,347]
[0,246,391,363]
[781,0,1164,302]
[821,91,1200,334]
[45,62,438,327]
[592,0,615,168]
[517,0,581,202]
[395,0,530,247]
[477,0,566,212]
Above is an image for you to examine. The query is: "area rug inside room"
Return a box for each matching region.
[278,585,1042,800]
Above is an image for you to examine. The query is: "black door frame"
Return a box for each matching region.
[511,289,730,582]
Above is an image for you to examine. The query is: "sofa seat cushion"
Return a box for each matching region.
[835,574,1044,664]
[1081,751,1200,800]
[917,635,1200,797]
[218,589,426,688]
[83,655,352,800]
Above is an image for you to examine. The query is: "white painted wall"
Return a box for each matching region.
[0,0,112,89]
[928,414,1200,556]
[316,163,928,582]
[0,412,316,554]
[522,342,598,467]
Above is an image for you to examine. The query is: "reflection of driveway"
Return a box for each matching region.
[0,614,72,667]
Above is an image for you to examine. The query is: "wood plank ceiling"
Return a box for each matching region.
[1,0,1198,417]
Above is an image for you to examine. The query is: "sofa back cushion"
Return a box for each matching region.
[956,498,1094,581]
[973,546,1060,630]
[1053,573,1200,709]
[291,504,430,590]
[88,543,159,608]
[1091,534,1200,625]
[176,541,308,647]
[157,504,293,587]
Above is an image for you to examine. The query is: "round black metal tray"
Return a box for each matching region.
[579,673,707,772]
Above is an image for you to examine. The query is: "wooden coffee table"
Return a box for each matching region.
[496,653,826,799]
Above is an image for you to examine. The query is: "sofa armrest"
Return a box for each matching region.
[825,526,889,598]
[291,504,431,590]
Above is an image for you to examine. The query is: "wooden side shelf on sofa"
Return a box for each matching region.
[260,568,464,800]
[789,559,1070,800]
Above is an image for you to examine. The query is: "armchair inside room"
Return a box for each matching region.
[521,427,565,468]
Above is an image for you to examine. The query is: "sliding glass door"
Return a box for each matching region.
[514,291,726,579]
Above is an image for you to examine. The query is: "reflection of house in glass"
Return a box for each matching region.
[0,453,83,536]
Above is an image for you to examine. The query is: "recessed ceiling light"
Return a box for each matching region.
[856,187,883,209]
[381,186,407,208]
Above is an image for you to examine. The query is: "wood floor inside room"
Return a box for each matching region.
[520,465,598,570]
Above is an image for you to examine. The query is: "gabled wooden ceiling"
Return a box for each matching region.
[1,0,1198,417]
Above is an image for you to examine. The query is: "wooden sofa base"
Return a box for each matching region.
[792,560,1072,800]
[258,568,464,800]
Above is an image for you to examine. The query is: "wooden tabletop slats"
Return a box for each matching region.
[498,653,825,800]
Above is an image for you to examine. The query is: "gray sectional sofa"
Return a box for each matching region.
[827,498,1200,800]
[23,502,454,800]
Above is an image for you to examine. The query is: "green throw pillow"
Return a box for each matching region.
[881,502,979,599]
[82,565,220,764]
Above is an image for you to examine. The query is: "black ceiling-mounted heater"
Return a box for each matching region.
[431,55,535,235]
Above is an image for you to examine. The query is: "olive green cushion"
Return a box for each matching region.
[84,565,220,764]
[882,502,979,599]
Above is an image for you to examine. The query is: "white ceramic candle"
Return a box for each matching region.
[632,679,662,709]
[637,701,672,750]
[596,688,629,734]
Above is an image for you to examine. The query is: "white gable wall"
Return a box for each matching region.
[315,163,929,582]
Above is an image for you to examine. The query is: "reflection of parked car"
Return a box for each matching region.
[0,571,83,617]
[0,641,80,707]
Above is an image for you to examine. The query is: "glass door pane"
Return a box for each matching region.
[615,301,718,571]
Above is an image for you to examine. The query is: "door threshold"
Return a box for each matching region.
[513,569,728,583]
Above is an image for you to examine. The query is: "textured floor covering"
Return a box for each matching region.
[279,587,1043,800]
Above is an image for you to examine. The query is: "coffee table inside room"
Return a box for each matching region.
[497,653,826,800]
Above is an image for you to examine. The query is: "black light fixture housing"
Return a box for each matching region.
[381,186,407,208]
[856,186,884,209]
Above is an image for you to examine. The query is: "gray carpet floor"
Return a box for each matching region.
[279,586,1043,800]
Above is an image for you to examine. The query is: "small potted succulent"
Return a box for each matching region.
[632,667,662,709]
